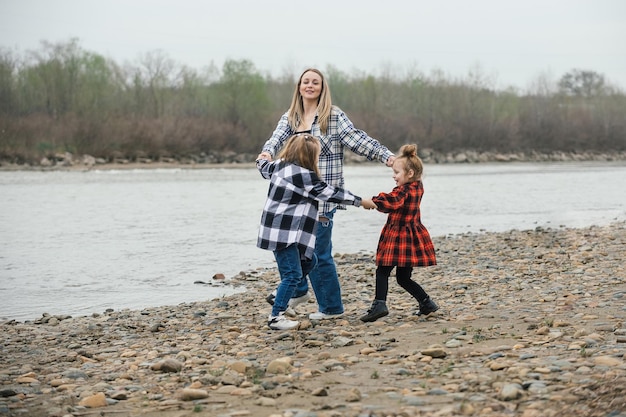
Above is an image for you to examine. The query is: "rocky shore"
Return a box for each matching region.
[1,223,625,417]
[1,149,626,171]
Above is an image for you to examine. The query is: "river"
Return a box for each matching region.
[1,161,625,321]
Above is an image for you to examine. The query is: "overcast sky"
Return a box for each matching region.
[1,0,625,90]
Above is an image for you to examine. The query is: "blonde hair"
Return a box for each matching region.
[277,134,321,177]
[395,144,424,182]
[287,68,333,134]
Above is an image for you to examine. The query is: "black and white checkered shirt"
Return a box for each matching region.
[256,158,362,260]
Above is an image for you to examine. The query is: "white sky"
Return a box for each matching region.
[1,0,625,90]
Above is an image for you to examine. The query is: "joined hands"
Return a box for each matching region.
[361,198,376,210]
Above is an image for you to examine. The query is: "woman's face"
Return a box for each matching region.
[299,71,323,101]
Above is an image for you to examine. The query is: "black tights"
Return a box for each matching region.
[375,265,428,303]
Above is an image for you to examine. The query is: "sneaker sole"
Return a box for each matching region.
[360,310,389,322]
[268,323,299,330]
[309,314,343,320]
[268,325,298,330]
[416,307,439,317]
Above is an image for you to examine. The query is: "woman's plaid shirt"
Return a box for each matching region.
[256,158,362,260]
[262,106,393,214]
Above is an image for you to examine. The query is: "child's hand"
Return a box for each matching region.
[361,199,377,210]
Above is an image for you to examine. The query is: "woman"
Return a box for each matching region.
[259,68,395,320]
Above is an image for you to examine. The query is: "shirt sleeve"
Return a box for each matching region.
[262,112,292,158]
[335,108,394,164]
[300,171,362,207]
[292,170,361,207]
[256,158,276,179]
[372,186,407,213]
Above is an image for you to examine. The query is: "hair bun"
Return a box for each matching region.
[401,144,418,158]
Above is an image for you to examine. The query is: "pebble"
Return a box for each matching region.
[1,222,625,416]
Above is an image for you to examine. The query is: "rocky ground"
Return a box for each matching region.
[1,222,625,417]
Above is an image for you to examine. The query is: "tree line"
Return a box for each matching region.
[0,39,624,165]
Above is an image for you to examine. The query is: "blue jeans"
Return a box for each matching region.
[296,209,344,315]
[272,245,317,317]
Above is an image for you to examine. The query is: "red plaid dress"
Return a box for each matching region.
[372,180,437,267]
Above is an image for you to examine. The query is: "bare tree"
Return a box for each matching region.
[132,50,178,118]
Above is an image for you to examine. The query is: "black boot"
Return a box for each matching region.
[415,297,439,316]
[360,300,389,322]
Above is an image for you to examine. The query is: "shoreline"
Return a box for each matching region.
[1,149,626,172]
[2,159,626,174]
[1,222,625,416]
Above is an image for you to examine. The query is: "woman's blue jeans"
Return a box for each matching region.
[294,209,344,315]
[272,245,317,317]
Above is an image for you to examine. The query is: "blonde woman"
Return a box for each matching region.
[260,68,395,320]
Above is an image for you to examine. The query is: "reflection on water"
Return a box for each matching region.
[1,162,625,321]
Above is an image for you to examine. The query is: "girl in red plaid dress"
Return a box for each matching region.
[360,144,439,322]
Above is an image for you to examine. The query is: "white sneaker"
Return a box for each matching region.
[288,292,311,310]
[268,313,300,330]
[266,291,311,316]
[309,311,343,320]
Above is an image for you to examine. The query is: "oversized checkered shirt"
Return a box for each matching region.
[256,159,362,260]
[262,106,394,214]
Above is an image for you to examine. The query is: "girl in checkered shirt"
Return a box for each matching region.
[257,134,376,330]
[360,144,439,323]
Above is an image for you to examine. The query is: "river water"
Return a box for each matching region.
[1,161,625,321]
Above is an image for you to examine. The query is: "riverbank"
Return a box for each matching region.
[1,223,625,417]
[1,149,626,171]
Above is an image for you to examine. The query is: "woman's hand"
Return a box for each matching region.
[385,155,396,167]
[257,152,273,161]
[361,198,377,210]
